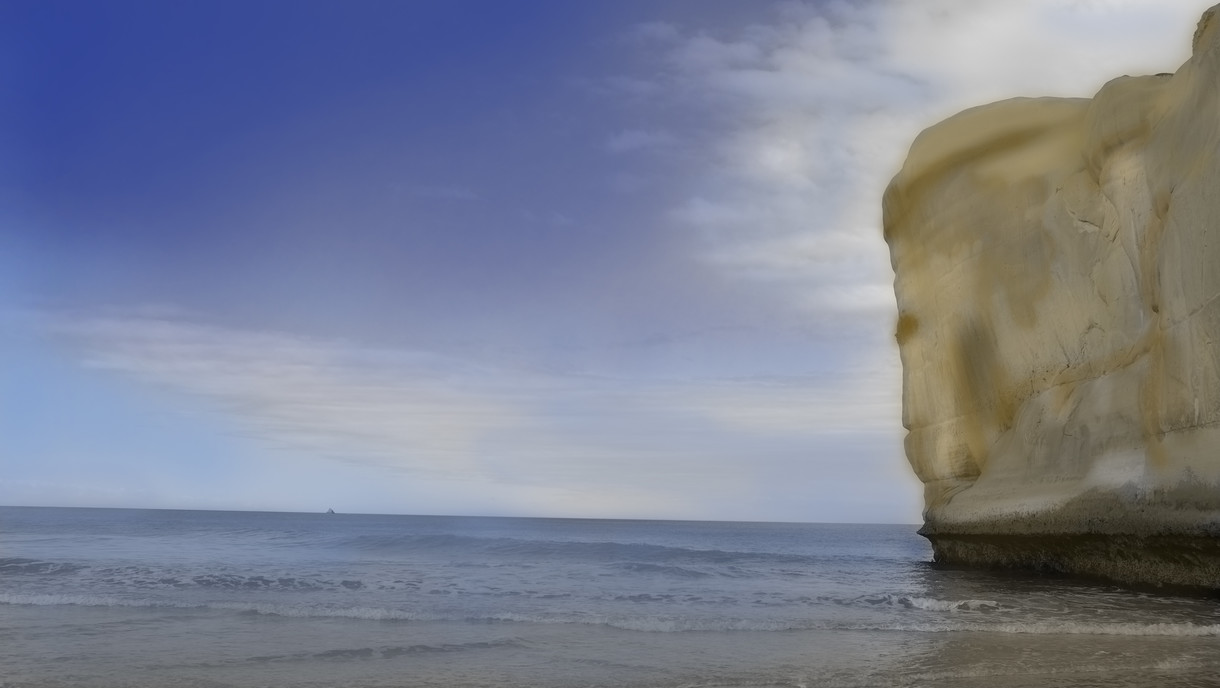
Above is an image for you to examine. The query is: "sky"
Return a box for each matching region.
[0,0,1208,522]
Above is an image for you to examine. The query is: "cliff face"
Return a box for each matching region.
[885,6,1220,587]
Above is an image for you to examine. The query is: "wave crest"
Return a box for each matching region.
[4,593,1218,637]
[848,593,1010,612]
[0,558,86,576]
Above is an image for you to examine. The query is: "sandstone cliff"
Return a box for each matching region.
[885,6,1220,587]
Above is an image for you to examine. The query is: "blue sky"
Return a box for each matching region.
[1,0,1206,522]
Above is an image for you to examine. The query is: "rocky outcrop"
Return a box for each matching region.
[884,6,1220,588]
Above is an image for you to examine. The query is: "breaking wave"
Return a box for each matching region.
[4,592,1218,636]
[0,558,87,576]
[841,593,1012,612]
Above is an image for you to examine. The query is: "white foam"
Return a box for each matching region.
[852,593,1008,612]
[845,620,1220,637]
[4,593,1218,637]
[0,593,192,610]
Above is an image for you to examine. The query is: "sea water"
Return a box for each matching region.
[1,506,1219,687]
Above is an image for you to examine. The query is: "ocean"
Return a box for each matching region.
[1,507,1218,687]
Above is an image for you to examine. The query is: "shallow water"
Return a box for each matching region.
[2,506,1218,687]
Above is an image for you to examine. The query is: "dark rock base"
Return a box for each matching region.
[924,531,1220,590]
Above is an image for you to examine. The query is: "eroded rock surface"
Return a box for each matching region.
[885,6,1220,587]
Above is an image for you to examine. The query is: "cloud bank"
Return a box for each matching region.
[51,313,908,520]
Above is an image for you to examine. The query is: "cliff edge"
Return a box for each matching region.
[884,6,1220,588]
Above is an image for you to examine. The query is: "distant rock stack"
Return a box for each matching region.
[884,5,1220,588]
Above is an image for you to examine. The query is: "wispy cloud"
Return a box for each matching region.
[617,0,1202,323]
[53,316,528,477]
[46,313,910,519]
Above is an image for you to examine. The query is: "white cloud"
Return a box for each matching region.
[46,313,914,521]
[629,0,1205,324]
[61,317,538,476]
[664,364,902,436]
